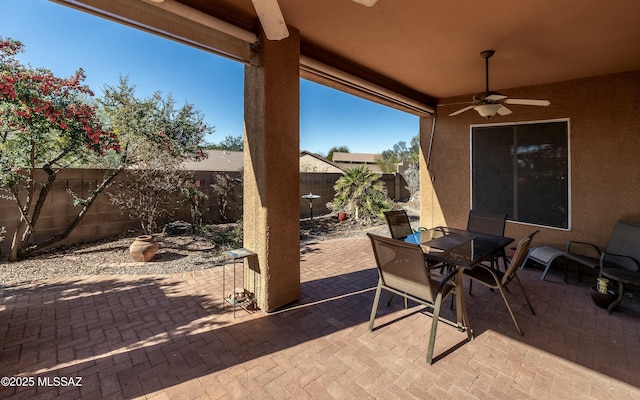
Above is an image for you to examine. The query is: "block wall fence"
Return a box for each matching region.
[0,169,409,255]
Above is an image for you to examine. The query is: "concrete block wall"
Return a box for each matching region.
[1,169,409,255]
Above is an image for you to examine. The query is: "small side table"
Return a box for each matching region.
[222,248,258,317]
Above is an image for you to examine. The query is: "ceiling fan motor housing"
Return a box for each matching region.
[448,50,550,117]
[473,91,503,103]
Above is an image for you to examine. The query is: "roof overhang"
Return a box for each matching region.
[53,0,640,117]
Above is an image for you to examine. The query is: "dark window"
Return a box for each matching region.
[472,120,569,229]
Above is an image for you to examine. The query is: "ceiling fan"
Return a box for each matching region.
[449,50,550,118]
[252,0,378,41]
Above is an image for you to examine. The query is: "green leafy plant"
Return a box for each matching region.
[376,135,419,173]
[198,220,243,250]
[328,166,392,223]
[0,37,119,260]
[101,78,212,235]
[0,38,210,260]
[204,135,243,151]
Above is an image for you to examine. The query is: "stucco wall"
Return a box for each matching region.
[421,70,640,250]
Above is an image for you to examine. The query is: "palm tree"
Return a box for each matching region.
[329,166,392,222]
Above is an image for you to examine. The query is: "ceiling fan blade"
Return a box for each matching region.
[352,0,379,6]
[449,105,476,116]
[504,98,550,106]
[485,94,507,102]
[251,0,289,40]
[497,105,512,116]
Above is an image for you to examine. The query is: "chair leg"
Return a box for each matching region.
[607,280,625,313]
[368,280,383,331]
[541,259,554,281]
[385,293,395,306]
[500,250,510,271]
[496,284,524,336]
[514,275,535,315]
[426,293,443,365]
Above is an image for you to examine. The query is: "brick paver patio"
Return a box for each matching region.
[1,236,639,399]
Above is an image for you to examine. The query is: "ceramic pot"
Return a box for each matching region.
[590,286,616,309]
[129,235,158,262]
[338,212,347,222]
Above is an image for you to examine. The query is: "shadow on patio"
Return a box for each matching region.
[1,236,639,399]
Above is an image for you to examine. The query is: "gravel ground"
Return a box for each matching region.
[0,203,419,287]
[0,215,390,287]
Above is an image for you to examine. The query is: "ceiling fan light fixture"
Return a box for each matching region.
[475,104,502,118]
[352,0,379,7]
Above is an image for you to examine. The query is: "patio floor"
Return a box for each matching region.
[1,236,639,399]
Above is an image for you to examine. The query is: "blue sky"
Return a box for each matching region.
[2,0,419,155]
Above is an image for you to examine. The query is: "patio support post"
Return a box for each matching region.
[419,115,445,228]
[243,28,301,312]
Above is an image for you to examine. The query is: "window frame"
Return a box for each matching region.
[469,118,572,231]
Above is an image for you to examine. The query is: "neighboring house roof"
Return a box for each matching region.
[331,152,383,173]
[331,152,380,164]
[299,151,343,173]
[183,150,243,171]
[184,150,385,173]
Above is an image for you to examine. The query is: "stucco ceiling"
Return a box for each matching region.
[180,0,640,102]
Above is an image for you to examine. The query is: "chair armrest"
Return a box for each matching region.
[437,268,459,293]
[600,251,640,271]
[565,240,601,257]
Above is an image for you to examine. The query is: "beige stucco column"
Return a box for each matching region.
[243,29,301,312]
[419,115,445,228]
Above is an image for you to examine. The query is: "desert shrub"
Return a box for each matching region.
[212,171,243,221]
[180,182,209,228]
[328,166,392,223]
[199,220,243,250]
[402,162,420,199]
[108,161,193,234]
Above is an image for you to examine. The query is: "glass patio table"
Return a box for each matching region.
[404,226,514,269]
[404,226,514,332]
